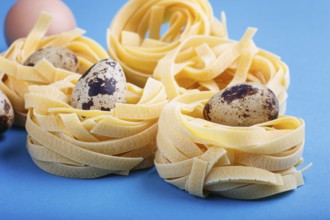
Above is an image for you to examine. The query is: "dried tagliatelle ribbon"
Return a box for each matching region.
[24,74,167,178]
[155,92,310,199]
[0,13,108,126]
[108,0,227,87]
[154,28,289,114]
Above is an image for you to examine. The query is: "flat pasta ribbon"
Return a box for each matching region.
[25,75,168,178]
[0,13,108,126]
[154,28,289,114]
[154,91,309,199]
[107,0,227,87]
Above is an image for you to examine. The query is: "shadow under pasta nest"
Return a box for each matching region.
[208,190,295,203]
[32,162,155,181]
[137,168,227,202]
[139,167,299,203]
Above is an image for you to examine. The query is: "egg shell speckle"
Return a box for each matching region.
[0,90,14,134]
[71,58,126,111]
[24,46,78,72]
[204,82,279,127]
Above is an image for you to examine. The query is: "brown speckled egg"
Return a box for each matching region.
[71,58,126,111]
[24,47,78,72]
[203,82,279,127]
[0,90,14,134]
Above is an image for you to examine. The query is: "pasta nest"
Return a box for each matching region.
[25,75,168,178]
[108,0,227,87]
[154,28,290,109]
[155,92,308,199]
[0,13,108,126]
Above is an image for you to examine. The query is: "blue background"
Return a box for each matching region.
[1,0,329,219]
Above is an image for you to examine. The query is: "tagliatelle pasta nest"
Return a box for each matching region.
[0,13,108,126]
[154,92,309,199]
[25,75,167,178]
[108,0,227,87]
[154,28,289,111]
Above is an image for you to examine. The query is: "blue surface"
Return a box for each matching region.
[1,0,329,219]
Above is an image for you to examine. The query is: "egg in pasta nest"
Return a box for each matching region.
[24,58,167,178]
[153,28,310,199]
[154,90,310,199]
[0,13,108,126]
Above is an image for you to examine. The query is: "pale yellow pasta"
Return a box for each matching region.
[0,13,108,126]
[107,0,227,87]
[25,75,168,178]
[154,28,289,114]
[154,92,310,199]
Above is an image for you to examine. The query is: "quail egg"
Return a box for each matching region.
[24,46,78,72]
[0,90,14,134]
[203,82,279,127]
[71,58,126,111]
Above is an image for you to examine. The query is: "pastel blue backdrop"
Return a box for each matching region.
[0,0,329,219]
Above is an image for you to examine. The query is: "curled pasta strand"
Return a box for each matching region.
[154,28,289,112]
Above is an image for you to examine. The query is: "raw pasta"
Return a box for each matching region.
[25,75,167,178]
[0,13,108,126]
[154,27,289,112]
[154,92,309,199]
[108,0,227,87]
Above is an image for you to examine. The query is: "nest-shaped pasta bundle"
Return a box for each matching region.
[108,0,227,87]
[0,13,108,126]
[155,92,308,199]
[25,75,167,178]
[154,28,289,114]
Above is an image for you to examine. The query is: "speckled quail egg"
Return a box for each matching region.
[24,46,78,72]
[203,82,279,127]
[71,58,126,111]
[0,90,14,134]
